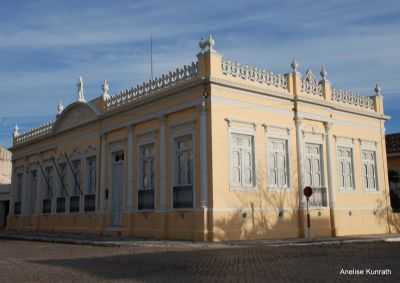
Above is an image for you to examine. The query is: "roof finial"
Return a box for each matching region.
[13,124,20,138]
[291,58,299,73]
[199,34,216,53]
[57,100,64,115]
[320,65,328,80]
[77,76,86,102]
[102,80,110,101]
[374,83,382,96]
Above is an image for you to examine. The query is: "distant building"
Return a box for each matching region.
[0,145,11,229]
[6,36,395,240]
[386,133,400,211]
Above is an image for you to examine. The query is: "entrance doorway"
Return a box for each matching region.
[0,200,10,229]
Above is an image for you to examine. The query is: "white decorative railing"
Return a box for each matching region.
[332,88,375,110]
[301,70,323,97]
[221,59,289,90]
[14,121,54,145]
[105,61,199,111]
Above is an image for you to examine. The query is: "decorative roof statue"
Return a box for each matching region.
[199,34,216,53]
[374,83,382,96]
[291,59,299,73]
[57,101,64,115]
[320,65,328,81]
[77,76,86,102]
[13,124,20,138]
[102,80,110,101]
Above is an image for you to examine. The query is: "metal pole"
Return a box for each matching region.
[306,197,311,239]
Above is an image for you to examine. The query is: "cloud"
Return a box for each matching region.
[0,0,399,143]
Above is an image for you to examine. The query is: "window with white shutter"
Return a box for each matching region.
[230,133,255,188]
[304,143,323,187]
[304,143,327,207]
[86,157,96,194]
[268,138,289,189]
[140,143,155,191]
[337,147,354,191]
[362,150,378,191]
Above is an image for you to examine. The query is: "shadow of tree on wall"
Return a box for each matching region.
[373,170,400,234]
[212,165,331,240]
[375,196,400,234]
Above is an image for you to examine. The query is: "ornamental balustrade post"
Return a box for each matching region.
[319,66,332,101]
[290,59,301,97]
[196,34,223,79]
[372,84,384,114]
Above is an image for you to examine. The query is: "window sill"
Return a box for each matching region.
[364,189,379,193]
[137,209,155,213]
[339,188,356,193]
[268,186,292,192]
[230,186,258,192]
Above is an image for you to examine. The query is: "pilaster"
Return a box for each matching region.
[159,115,167,211]
[324,121,336,236]
[126,126,134,212]
[99,134,108,211]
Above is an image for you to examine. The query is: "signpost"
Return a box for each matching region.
[303,186,313,239]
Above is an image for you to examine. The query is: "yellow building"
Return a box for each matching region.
[387,133,400,226]
[7,36,396,241]
[0,146,12,229]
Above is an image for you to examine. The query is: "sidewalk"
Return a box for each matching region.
[1,230,399,248]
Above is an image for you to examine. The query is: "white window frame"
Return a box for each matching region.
[58,162,67,197]
[265,125,291,191]
[360,140,379,192]
[174,135,193,187]
[335,137,356,192]
[71,159,81,196]
[170,121,196,209]
[362,150,378,192]
[30,169,38,214]
[45,166,54,199]
[227,119,257,191]
[86,156,96,195]
[138,142,155,192]
[304,143,324,188]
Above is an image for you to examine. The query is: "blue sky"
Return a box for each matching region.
[0,0,399,147]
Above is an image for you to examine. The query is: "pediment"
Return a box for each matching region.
[53,102,98,133]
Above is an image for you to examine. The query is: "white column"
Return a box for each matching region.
[159,115,167,210]
[295,117,308,238]
[35,168,41,215]
[10,166,16,216]
[325,122,336,236]
[295,118,305,208]
[126,126,134,212]
[22,166,30,216]
[199,98,208,209]
[99,134,107,211]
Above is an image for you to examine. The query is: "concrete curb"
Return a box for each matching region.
[1,233,400,248]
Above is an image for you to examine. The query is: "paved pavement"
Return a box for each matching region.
[0,239,399,282]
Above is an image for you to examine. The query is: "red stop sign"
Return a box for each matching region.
[303,186,313,198]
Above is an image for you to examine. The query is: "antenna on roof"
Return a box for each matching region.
[150,35,154,81]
